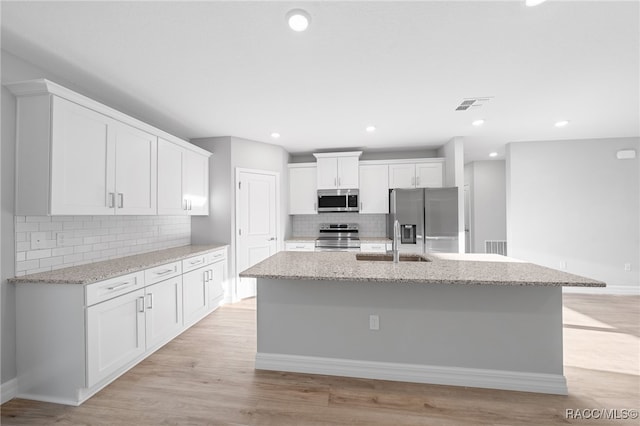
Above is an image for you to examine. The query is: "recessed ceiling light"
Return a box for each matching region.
[525,0,548,7]
[366,126,376,132]
[555,120,570,128]
[286,9,311,32]
[489,152,498,158]
[472,119,485,127]
[271,132,280,139]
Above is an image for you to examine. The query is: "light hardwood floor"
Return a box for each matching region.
[2,294,638,425]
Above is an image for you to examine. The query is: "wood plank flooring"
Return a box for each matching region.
[2,294,638,425]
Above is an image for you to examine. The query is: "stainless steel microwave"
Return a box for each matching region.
[317,189,359,213]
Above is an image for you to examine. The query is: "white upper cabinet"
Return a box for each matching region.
[389,160,444,189]
[314,152,362,189]
[288,164,317,215]
[359,164,389,214]
[183,149,209,215]
[49,97,157,215]
[157,139,209,216]
[415,162,444,188]
[7,79,210,216]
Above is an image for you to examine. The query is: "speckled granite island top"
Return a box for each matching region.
[10,244,228,285]
[240,251,605,287]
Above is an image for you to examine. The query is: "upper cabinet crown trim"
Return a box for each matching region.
[313,151,362,159]
[359,157,444,166]
[5,79,210,158]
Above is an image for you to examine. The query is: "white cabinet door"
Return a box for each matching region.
[388,164,416,189]
[359,164,389,214]
[86,289,146,387]
[50,96,114,215]
[145,277,183,351]
[113,122,157,215]
[289,165,317,214]
[337,156,359,188]
[316,157,338,189]
[182,267,209,327]
[208,260,226,309]
[416,162,443,188]
[183,150,209,216]
[285,242,315,251]
[157,138,186,215]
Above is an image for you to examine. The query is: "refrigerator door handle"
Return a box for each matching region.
[425,236,458,240]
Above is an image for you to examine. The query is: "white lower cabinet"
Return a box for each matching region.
[87,289,146,387]
[285,242,315,251]
[15,247,228,406]
[145,277,183,351]
[182,267,209,327]
[360,243,391,253]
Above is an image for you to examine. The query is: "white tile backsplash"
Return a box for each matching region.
[292,213,387,237]
[15,215,191,275]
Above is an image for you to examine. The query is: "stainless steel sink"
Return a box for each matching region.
[355,253,431,262]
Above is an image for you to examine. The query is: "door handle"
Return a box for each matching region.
[117,193,124,208]
[108,192,115,208]
[137,296,145,313]
[267,237,276,241]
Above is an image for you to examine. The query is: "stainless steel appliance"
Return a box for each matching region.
[388,187,459,253]
[317,189,359,213]
[315,223,361,251]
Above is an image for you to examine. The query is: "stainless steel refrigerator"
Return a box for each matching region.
[388,187,459,254]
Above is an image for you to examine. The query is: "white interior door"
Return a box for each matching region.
[236,170,278,299]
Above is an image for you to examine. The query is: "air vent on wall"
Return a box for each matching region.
[455,97,493,111]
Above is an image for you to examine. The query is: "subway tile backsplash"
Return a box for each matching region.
[15,215,191,276]
[292,213,387,237]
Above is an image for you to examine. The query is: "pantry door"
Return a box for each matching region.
[235,169,279,300]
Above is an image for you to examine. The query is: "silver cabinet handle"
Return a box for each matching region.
[107,281,134,291]
[189,258,203,265]
[155,268,174,276]
[268,237,276,241]
[208,269,213,280]
[108,192,115,208]
[137,296,145,313]
[146,293,154,309]
[183,199,188,210]
[117,193,124,208]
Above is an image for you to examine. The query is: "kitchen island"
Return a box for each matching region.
[240,251,605,395]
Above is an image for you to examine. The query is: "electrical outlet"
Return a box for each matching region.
[624,263,632,272]
[369,314,379,331]
[56,232,66,247]
[559,261,567,269]
[31,232,47,249]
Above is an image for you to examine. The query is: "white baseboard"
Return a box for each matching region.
[1,378,18,404]
[256,352,568,395]
[563,285,640,296]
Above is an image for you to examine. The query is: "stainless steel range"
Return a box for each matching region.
[315,223,361,252]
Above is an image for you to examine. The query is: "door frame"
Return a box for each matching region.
[233,167,281,301]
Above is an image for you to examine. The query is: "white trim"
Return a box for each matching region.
[563,285,640,296]
[287,162,316,169]
[313,151,362,159]
[1,378,18,404]
[4,79,210,157]
[255,352,568,395]
[234,168,281,299]
[359,157,445,166]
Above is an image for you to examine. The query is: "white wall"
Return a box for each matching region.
[506,138,639,294]
[465,161,507,254]
[191,136,291,288]
[438,137,465,253]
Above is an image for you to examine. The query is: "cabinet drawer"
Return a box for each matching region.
[144,261,182,286]
[205,249,227,264]
[86,271,145,307]
[360,243,389,253]
[182,255,209,273]
[285,242,315,251]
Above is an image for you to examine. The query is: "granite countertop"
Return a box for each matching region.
[240,251,605,287]
[10,244,228,285]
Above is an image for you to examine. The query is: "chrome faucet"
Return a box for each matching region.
[392,219,400,263]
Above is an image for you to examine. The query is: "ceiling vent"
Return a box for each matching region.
[455,97,493,111]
